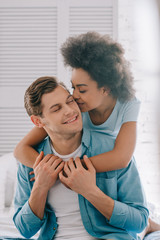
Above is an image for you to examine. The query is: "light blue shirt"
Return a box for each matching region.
[13,127,148,240]
[82,97,141,137]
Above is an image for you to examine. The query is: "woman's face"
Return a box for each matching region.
[71,68,106,112]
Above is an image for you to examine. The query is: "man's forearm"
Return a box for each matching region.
[84,186,148,233]
[29,182,48,220]
[84,185,114,220]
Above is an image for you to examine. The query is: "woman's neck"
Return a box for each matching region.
[89,96,117,125]
[49,131,82,155]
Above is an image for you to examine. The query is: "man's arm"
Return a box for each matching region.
[13,153,64,238]
[110,159,149,232]
[59,156,149,233]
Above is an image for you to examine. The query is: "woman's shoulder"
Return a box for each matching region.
[118,97,141,123]
[118,97,141,109]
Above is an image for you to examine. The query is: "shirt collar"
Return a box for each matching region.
[43,128,91,154]
[81,128,91,149]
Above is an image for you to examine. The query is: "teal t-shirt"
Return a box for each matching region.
[82,97,141,137]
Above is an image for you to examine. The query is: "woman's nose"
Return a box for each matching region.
[73,89,80,100]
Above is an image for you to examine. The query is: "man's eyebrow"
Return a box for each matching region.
[49,103,59,110]
[49,94,72,110]
[67,94,73,99]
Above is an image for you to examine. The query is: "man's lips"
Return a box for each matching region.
[63,115,78,124]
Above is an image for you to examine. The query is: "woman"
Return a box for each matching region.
[14,32,138,172]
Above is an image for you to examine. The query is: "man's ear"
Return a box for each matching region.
[30,115,44,128]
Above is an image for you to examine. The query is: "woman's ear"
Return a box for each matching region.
[30,115,44,128]
[102,87,110,96]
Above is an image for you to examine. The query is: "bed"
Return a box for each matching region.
[0,152,160,240]
[0,153,38,239]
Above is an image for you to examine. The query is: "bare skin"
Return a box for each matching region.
[139,218,160,239]
[59,155,114,220]
[29,152,64,220]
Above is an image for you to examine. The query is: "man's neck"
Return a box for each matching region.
[49,131,82,155]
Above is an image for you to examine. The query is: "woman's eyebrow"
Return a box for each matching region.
[71,81,88,87]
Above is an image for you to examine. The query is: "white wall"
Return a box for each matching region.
[118,0,160,205]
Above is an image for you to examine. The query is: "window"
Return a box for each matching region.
[0,0,118,156]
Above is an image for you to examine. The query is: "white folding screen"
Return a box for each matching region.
[0,0,118,156]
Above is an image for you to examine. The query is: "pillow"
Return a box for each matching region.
[0,153,17,210]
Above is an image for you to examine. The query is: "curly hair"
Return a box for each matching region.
[61,32,135,101]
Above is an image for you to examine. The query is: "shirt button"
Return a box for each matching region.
[53,227,56,230]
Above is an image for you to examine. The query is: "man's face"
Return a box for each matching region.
[39,85,83,138]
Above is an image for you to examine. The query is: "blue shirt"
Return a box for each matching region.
[82,97,140,137]
[13,127,148,240]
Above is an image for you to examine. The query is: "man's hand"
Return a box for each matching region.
[59,155,96,198]
[28,152,64,220]
[59,155,114,220]
[33,151,64,192]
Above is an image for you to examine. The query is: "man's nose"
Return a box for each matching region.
[64,104,74,115]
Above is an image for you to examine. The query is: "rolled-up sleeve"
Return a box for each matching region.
[13,163,45,238]
[108,160,149,233]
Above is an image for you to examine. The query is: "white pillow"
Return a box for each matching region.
[0,153,17,210]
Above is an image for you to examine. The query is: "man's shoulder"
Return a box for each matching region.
[17,162,33,180]
[34,136,52,155]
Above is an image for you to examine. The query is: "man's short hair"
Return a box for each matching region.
[24,76,59,117]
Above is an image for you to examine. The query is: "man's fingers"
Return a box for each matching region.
[59,170,67,182]
[34,153,57,169]
[83,155,95,171]
[50,157,63,169]
[68,158,75,171]
[33,151,44,169]
[63,162,71,177]
[75,157,82,168]
[54,161,64,173]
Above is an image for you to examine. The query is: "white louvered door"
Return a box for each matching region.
[0,0,118,156]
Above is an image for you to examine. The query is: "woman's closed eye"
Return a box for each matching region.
[79,90,86,93]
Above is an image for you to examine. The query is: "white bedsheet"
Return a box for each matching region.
[0,208,23,238]
[0,208,39,239]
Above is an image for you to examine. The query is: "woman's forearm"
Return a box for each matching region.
[89,149,131,172]
[14,145,39,168]
[14,126,47,168]
[89,122,137,172]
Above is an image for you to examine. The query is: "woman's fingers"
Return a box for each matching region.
[30,176,35,182]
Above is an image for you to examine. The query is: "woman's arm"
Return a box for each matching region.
[14,127,47,168]
[89,122,137,172]
[14,121,136,170]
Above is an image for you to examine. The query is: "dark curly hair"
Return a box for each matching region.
[61,32,135,101]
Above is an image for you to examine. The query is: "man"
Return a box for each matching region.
[13,76,148,240]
